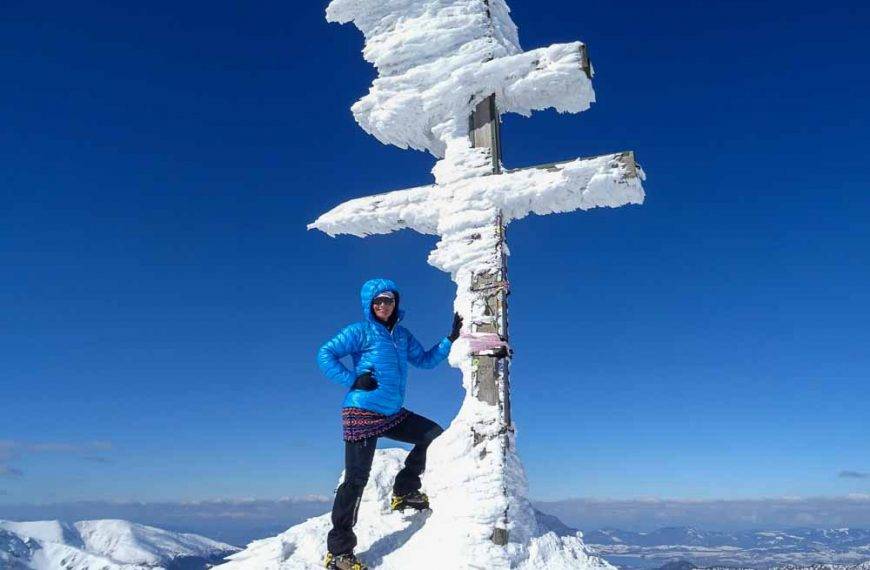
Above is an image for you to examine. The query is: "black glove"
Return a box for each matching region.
[352,371,378,391]
[448,312,464,342]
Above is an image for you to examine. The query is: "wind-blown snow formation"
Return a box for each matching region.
[219,448,613,569]
[325,0,593,159]
[0,519,238,570]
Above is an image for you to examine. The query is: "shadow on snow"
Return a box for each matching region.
[357,511,432,567]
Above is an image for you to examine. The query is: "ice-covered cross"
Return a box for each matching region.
[310,0,645,547]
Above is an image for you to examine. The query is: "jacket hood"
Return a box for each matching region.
[360,277,404,327]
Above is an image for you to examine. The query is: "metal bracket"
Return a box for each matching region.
[470,279,511,294]
[473,345,513,359]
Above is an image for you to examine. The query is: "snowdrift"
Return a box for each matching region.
[218,445,613,570]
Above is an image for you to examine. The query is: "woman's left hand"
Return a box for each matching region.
[448,312,463,341]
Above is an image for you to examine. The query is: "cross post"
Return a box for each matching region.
[468,94,512,544]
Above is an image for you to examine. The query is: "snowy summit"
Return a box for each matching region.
[290,0,644,568]
[219,448,613,569]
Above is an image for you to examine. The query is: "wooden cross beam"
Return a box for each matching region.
[469,95,508,414]
[468,94,512,546]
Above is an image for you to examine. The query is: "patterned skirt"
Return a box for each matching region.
[342,407,410,442]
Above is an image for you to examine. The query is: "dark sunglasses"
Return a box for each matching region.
[372,297,395,306]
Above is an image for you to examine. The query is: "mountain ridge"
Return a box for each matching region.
[0,519,239,570]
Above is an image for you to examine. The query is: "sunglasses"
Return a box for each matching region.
[372,297,395,306]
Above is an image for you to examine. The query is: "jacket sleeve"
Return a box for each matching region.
[317,323,366,388]
[406,331,453,369]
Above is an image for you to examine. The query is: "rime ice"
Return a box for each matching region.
[298,0,644,567]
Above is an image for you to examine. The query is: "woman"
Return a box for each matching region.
[316,277,462,570]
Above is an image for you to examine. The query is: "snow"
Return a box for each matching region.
[324,0,593,158]
[0,519,238,570]
[75,519,236,565]
[0,520,82,547]
[218,447,614,569]
[309,152,642,247]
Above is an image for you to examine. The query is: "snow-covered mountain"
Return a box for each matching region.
[218,448,612,569]
[0,519,239,569]
[582,527,870,569]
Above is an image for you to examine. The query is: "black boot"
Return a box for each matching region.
[391,490,430,512]
[324,552,368,570]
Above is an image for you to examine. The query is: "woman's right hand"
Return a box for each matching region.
[352,371,378,391]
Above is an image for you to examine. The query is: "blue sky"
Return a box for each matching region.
[2,0,869,509]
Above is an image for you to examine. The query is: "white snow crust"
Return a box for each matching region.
[325,0,593,158]
[309,152,642,265]
[218,447,613,570]
[0,520,83,547]
[0,519,238,570]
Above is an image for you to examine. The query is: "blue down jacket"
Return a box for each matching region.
[316,278,453,415]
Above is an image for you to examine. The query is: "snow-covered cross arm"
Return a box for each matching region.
[349,41,595,154]
[307,151,643,238]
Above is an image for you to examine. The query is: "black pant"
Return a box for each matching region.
[327,411,444,556]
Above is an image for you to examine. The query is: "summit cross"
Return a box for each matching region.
[310,0,645,548]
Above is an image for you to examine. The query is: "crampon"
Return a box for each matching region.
[324,552,368,570]
[390,490,430,512]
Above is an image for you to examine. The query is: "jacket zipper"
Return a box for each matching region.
[368,321,401,388]
[389,328,403,396]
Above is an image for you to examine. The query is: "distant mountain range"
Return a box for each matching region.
[3,514,868,569]
[581,527,870,569]
[0,519,239,569]
[658,562,870,570]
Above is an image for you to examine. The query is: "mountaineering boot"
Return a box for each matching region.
[324,552,368,570]
[391,490,430,512]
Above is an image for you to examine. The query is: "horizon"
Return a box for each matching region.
[3,494,870,547]
[2,0,869,526]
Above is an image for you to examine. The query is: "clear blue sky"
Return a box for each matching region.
[2,0,868,506]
